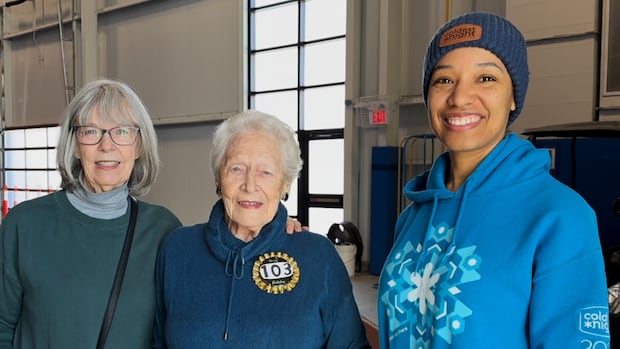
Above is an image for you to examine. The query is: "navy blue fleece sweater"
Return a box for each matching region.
[152,200,369,349]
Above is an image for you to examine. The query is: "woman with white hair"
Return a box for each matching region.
[152,110,370,348]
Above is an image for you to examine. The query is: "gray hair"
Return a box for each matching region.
[210,110,303,188]
[56,78,160,197]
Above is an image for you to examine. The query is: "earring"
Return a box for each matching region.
[216,186,221,195]
[282,193,289,201]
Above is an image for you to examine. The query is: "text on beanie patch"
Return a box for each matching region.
[439,24,483,47]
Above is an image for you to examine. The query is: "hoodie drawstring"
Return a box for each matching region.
[223,248,244,341]
[427,195,440,237]
[417,182,469,271]
[415,195,441,272]
[452,184,468,239]
[225,247,244,279]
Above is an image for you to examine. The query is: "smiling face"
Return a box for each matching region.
[219,130,289,240]
[427,47,516,159]
[75,108,140,193]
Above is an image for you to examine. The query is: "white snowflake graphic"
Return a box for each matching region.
[408,262,440,315]
[380,223,482,346]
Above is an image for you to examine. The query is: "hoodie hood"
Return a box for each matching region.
[203,199,288,263]
[404,133,550,203]
[202,199,288,341]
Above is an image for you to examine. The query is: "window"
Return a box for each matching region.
[601,0,620,108]
[249,0,346,235]
[2,126,61,213]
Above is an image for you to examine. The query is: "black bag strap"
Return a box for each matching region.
[96,197,138,349]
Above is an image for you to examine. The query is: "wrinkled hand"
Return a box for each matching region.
[285,217,308,234]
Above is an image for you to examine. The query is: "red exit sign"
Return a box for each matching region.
[371,109,388,125]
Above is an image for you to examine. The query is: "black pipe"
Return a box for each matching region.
[4,0,29,8]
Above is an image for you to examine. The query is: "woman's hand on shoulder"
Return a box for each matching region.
[285,217,308,234]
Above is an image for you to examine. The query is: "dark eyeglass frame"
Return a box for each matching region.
[72,126,141,146]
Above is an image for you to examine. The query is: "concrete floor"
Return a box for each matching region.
[351,272,379,348]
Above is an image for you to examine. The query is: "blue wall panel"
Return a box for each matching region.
[369,146,399,275]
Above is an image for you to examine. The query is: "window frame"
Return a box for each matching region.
[1,124,61,209]
[248,0,346,229]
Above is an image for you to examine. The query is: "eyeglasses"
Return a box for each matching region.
[73,126,140,145]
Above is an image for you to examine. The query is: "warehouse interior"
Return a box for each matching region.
[1,0,619,347]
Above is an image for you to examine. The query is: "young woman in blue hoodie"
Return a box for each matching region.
[378,12,610,348]
[152,111,370,349]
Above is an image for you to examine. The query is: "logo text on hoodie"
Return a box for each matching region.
[579,306,610,338]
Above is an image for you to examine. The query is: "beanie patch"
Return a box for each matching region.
[439,24,483,47]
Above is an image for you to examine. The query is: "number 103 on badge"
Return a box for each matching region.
[260,261,293,279]
[252,252,300,294]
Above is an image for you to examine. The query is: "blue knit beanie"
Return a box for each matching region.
[422,12,529,124]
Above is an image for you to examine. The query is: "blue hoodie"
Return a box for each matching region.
[377,133,610,348]
[152,200,370,349]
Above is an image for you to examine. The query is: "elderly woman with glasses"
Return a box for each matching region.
[0,78,183,349]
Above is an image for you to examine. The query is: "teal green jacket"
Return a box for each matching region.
[0,190,181,349]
